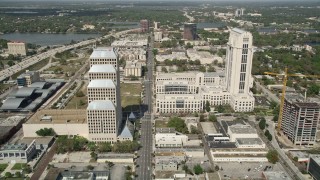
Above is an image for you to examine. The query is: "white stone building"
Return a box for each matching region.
[87,79,117,104]
[88,64,117,82]
[227,124,258,142]
[155,28,255,114]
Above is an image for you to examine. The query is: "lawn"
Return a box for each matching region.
[155,120,168,128]
[65,81,88,109]
[11,163,27,170]
[0,163,8,172]
[120,83,142,109]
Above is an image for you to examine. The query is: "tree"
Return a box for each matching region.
[15,171,22,178]
[87,165,94,170]
[199,65,206,72]
[266,150,279,164]
[209,114,217,122]
[90,151,97,161]
[264,130,270,137]
[152,48,158,56]
[106,161,115,169]
[193,164,203,175]
[5,172,12,178]
[217,105,225,113]
[190,125,199,134]
[161,66,168,73]
[199,114,205,122]
[205,101,211,112]
[98,142,112,152]
[7,60,15,66]
[36,128,55,136]
[79,100,85,106]
[215,165,220,171]
[112,141,140,153]
[167,117,188,134]
[307,83,320,96]
[76,91,85,97]
[267,134,273,141]
[293,156,298,162]
[259,118,266,130]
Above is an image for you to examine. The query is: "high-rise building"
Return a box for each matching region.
[282,94,319,146]
[183,23,197,40]
[7,42,27,56]
[225,28,254,112]
[154,22,160,30]
[140,19,149,33]
[308,155,320,180]
[235,8,245,17]
[87,47,123,143]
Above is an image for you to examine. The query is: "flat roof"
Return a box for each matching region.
[200,122,218,134]
[262,171,292,180]
[90,47,117,59]
[232,28,246,34]
[89,64,116,73]
[26,109,87,124]
[0,143,27,151]
[310,155,320,164]
[87,100,115,110]
[229,125,257,134]
[236,138,264,145]
[18,136,54,146]
[88,79,115,88]
[0,116,25,126]
[155,128,175,133]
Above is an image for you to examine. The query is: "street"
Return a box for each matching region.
[136,34,154,179]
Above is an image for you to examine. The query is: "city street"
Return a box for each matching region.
[136,35,154,180]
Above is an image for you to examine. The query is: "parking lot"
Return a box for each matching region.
[52,152,91,163]
[216,162,284,179]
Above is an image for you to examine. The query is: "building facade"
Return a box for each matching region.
[0,140,36,163]
[124,61,142,77]
[225,28,254,112]
[282,94,320,146]
[140,19,149,32]
[308,155,320,180]
[88,64,117,82]
[183,23,197,40]
[7,42,27,56]
[87,79,117,104]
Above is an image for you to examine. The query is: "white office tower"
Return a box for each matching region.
[87,47,127,143]
[225,28,254,112]
[87,100,118,142]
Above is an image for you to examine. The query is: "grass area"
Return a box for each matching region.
[11,163,27,170]
[120,83,142,109]
[65,81,88,109]
[0,163,8,172]
[155,120,168,128]
[12,58,50,79]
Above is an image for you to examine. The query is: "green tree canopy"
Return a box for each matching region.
[266,150,279,164]
[193,164,203,175]
[36,128,55,136]
[167,117,188,134]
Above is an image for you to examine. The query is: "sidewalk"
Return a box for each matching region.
[1,163,15,177]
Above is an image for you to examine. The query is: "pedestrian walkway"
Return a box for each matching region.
[1,163,15,177]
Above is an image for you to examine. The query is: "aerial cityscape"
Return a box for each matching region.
[0,0,320,179]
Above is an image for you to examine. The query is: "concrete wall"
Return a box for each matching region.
[23,123,88,137]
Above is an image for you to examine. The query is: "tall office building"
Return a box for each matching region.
[87,47,123,143]
[308,155,320,180]
[225,28,254,112]
[282,94,319,146]
[140,19,149,33]
[183,23,197,40]
[235,8,245,17]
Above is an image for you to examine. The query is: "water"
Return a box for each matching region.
[0,33,101,46]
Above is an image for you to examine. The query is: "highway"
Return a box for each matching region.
[0,29,137,82]
[136,35,154,180]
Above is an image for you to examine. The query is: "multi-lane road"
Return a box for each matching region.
[0,29,137,82]
[136,35,154,180]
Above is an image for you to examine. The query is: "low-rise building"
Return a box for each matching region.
[262,171,292,180]
[17,71,40,87]
[155,128,200,148]
[235,138,265,149]
[0,140,36,163]
[227,124,258,142]
[154,31,163,42]
[124,61,142,77]
[210,148,268,162]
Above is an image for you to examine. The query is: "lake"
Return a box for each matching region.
[0,33,101,46]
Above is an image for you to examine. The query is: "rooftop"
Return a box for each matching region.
[200,122,218,134]
[228,124,257,134]
[310,155,320,164]
[26,109,87,124]
[0,116,25,126]
[89,64,116,73]
[87,100,115,111]
[90,47,117,59]
[232,28,246,34]
[155,128,175,133]
[235,138,264,145]
[262,171,292,180]
[0,143,27,151]
[88,79,115,88]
